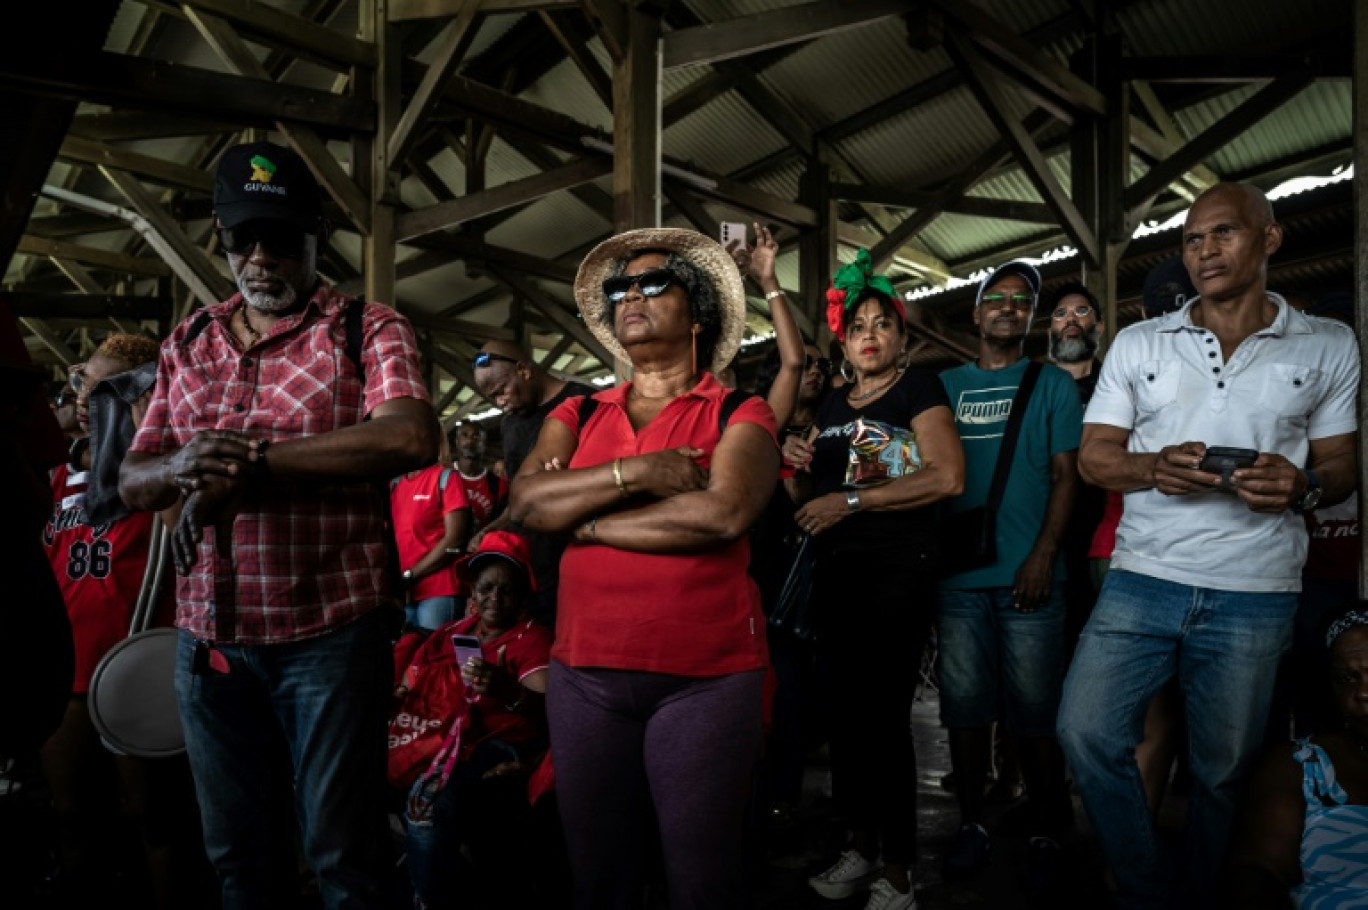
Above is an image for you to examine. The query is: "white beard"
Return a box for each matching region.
[237,275,299,313]
[1050,328,1099,364]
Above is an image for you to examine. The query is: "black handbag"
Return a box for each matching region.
[939,361,1043,578]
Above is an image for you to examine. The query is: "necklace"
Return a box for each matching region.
[238,304,261,348]
[847,373,897,402]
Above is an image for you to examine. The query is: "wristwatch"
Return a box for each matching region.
[1293,469,1322,513]
[846,490,861,512]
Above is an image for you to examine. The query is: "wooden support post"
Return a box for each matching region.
[798,150,836,343]
[362,0,398,307]
[612,6,662,232]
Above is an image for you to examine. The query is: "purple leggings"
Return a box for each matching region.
[547,661,765,910]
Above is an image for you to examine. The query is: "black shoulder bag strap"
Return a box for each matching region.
[985,360,1044,513]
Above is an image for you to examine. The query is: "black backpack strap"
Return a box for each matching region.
[718,387,751,434]
[181,308,214,346]
[575,395,600,431]
[985,361,1044,511]
[344,297,365,383]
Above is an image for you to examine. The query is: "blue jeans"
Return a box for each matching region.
[404,595,462,631]
[936,583,1067,737]
[403,739,529,908]
[1056,570,1296,909]
[174,610,395,910]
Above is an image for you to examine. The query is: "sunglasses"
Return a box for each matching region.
[980,292,1035,310]
[472,351,519,370]
[1051,305,1093,320]
[804,354,832,376]
[602,268,680,303]
[217,221,313,258]
[67,364,88,394]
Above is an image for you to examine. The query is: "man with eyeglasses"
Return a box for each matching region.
[936,259,1081,894]
[119,140,437,910]
[1045,282,1105,404]
[471,340,595,626]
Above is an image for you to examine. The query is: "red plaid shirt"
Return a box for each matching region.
[129,283,430,644]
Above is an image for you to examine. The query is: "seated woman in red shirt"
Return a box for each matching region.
[510,227,780,910]
[393,529,552,909]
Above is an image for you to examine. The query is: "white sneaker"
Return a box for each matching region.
[808,849,881,900]
[864,878,918,910]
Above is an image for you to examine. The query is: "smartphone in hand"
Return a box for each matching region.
[1199,446,1258,490]
[720,221,747,253]
[451,633,483,668]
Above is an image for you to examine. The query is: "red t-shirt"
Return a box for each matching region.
[42,465,168,692]
[390,465,470,600]
[1088,490,1124,560]
[456,469,504,533]
[1303,493,1358,582]
[399,613,552,757]
[549,374,778,676]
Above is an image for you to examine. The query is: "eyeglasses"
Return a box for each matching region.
[980,292,1035,310]
[472,351,519,370]
[804,354,832,376]
[1051,304,1093,320]
[602,268,680,303]
[217,221,313,258]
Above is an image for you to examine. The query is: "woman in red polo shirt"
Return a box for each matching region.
[509,227,780,910]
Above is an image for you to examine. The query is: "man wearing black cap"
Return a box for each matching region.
[119,140,438,910]
[936,259,1081,891]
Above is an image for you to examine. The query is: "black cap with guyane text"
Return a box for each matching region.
[212,141,322,231]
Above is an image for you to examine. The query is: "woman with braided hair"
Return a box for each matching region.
[781,250,964,910]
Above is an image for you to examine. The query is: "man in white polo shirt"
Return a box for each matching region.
[1055,182,1359,910]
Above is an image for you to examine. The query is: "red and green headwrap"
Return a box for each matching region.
[825,248,904,341]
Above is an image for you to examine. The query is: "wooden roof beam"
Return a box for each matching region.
[178,0,375,70]
[486,264,616,366]
[831,182,1057,224]
[662,0,915,69]
[1124,67,1318,224]
[396,156,612,241]
[387,2,483,166]
[950,33,1099,265]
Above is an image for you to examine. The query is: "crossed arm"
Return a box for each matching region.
[508,418,779,553]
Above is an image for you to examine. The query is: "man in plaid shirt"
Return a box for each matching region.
[120,141,437,910]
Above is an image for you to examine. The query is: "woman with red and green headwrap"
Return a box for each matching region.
[781,249,964,910]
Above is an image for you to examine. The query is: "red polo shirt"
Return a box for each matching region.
[548,374,778,676]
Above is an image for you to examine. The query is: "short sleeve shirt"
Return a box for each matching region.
[129,284,431,643]
[939,358,1083,589]
[548,374,779,675]
[807,366,950,550]
[390,465,470,600]
[1084,295,1360,592]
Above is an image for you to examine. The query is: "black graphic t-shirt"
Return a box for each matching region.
[809,366,949,549]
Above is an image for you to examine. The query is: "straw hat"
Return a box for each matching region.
[573,227,747,374]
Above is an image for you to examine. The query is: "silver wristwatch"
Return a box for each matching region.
[846,490,861,512]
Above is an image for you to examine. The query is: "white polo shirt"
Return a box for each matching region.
[1084,294,1359,592]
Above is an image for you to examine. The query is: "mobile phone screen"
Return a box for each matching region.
[451,634,483,667]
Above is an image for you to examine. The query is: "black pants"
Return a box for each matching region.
[811,539,937,865]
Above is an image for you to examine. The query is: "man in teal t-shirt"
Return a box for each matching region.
[934,260,1081,891]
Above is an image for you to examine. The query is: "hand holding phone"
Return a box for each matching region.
[1199,446,1259,491]
[451,633,483,668]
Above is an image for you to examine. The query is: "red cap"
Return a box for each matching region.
[455,529,537,592]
